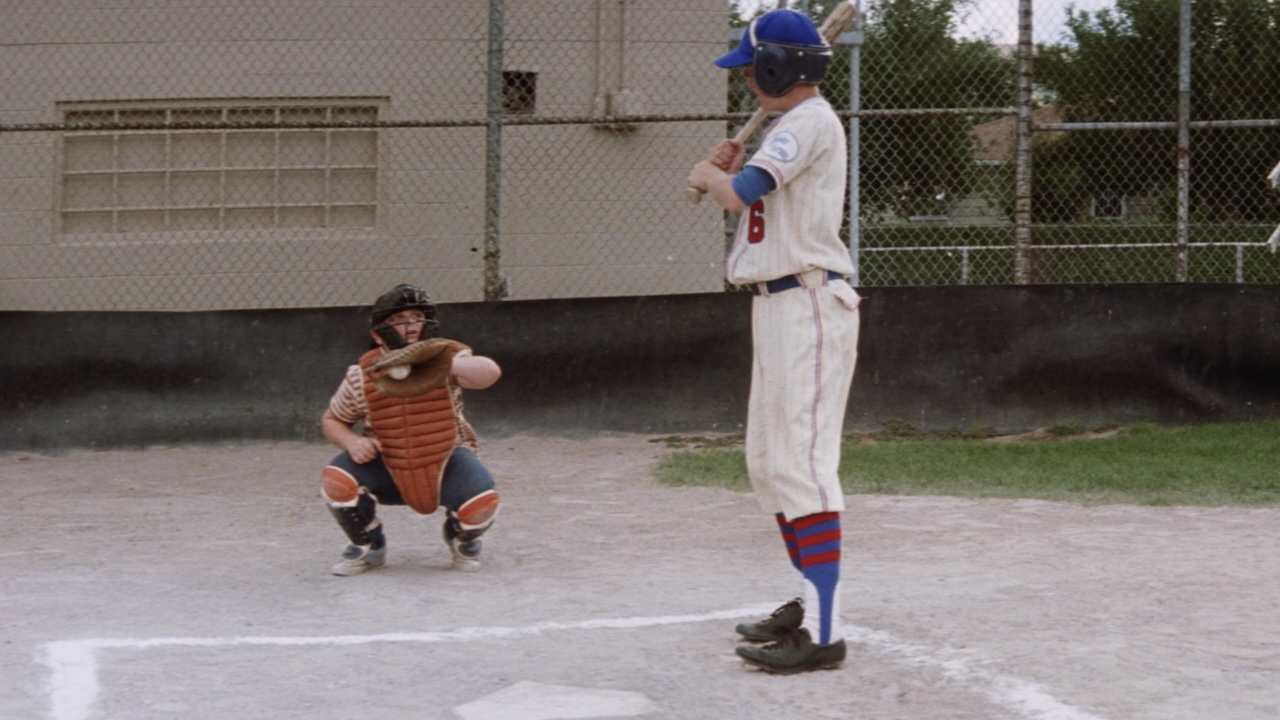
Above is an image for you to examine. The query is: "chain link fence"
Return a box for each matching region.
[2,0,1278,312]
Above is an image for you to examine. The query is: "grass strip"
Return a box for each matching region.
[652,420,1280,507]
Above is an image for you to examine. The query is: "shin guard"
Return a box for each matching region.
[443,489,497,546]
[328,493,385,550]
[444,489,499,544]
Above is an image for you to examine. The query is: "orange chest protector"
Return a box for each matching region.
[359,348,459,514]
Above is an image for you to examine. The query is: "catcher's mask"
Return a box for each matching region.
[370,284,440,349]
[714,9,830,98]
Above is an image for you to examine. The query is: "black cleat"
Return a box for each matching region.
[736,627,847,675]
[735,598,804,642]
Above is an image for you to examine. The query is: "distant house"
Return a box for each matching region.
[941,105,1065,226]
[972,105,1063,165]
[969,105,1163,224]
[869,106,1065,228]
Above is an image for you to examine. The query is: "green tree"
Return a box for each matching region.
[857,0,1015,218]
[1034,0,1280,223]
[727,0,756,26]
[721,1,1014,221]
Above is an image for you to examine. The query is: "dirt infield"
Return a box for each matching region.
[4,433,1278,720]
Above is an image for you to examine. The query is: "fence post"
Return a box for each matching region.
[847,1,864,286]
[1175,0,1192,282]
[484,0,510,301]
[1013,0,1034,284]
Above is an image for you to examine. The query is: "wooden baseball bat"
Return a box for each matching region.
[687,1,858,204]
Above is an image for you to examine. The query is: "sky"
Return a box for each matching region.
[737,0,1119,45]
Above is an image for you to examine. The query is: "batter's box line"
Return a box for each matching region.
[42,605,778,720]
[42,605,1109,720]
[844,626,1112,720]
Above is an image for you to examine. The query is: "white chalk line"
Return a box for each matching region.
[42,606,775,720]
[845,626,1111,720]
[42,605,1108,720]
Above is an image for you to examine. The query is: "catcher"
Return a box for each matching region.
[318,284,502,576]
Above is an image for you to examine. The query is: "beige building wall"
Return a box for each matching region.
[0,0,730,311]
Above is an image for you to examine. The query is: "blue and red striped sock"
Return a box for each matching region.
[793,511,842,644]
[775,513,802,572]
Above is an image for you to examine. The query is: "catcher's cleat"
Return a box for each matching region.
[443,516,483,572]
[736,627,847,675]
[330,544,387,576]
[735,598,804,642]
[449,537,483,572]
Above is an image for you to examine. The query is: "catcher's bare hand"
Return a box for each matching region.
[346,436,382,464]
[451,353,502,390]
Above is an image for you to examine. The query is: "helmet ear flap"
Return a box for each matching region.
[753,43,788,97]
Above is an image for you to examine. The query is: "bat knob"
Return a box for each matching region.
[686,187,705,204]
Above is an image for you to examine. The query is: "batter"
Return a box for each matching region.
[687,8,861,674]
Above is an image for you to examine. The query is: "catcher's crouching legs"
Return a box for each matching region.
[322,466,387,576]
[443,489,499,572]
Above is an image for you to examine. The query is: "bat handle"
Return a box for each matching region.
[687,110,769,205]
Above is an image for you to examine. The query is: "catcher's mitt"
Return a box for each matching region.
[365,338,456,398]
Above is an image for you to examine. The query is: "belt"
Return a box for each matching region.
[754,270,844,296]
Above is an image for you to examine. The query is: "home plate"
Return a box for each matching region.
[455,680,658,720]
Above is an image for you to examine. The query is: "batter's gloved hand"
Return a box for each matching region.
[365,338,456,398]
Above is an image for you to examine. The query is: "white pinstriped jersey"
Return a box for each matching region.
[726,97,853,285]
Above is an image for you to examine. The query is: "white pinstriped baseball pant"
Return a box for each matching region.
[745,269,861,521]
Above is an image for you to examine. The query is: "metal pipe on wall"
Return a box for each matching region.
[594,0,607,118]
[618,0,629,93]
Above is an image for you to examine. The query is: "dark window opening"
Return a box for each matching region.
[503,71,537,114]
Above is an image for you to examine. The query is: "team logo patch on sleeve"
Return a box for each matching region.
[762,131,800,162]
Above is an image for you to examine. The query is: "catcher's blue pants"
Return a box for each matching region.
[326,446,495,513]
